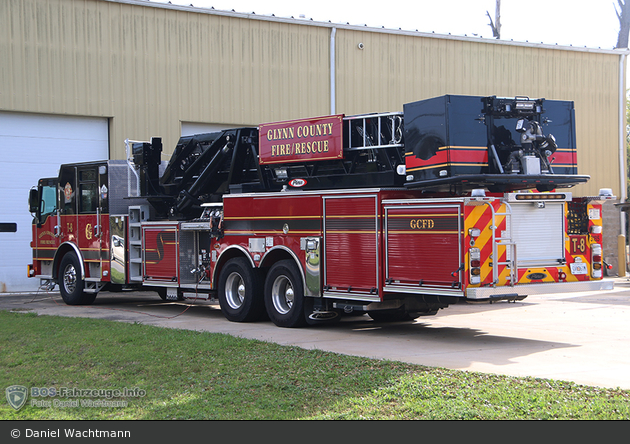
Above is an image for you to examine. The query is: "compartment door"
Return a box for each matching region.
[143,225,179,283]
[385,204,462,289]
[323,195,379,299]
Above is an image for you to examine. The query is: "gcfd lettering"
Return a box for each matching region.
[410,219,435,229]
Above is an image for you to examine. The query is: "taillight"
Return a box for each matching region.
[469,248,481,284]
[591,244,602,278]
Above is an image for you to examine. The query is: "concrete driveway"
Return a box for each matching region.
[1,277,629,390]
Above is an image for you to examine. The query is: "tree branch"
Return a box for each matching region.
[617,0,630,48]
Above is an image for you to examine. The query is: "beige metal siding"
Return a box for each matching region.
[0,0,331,159]
[0,0,624,198]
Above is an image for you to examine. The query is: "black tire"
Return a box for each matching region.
[218,257,264,322]
[264,260,307,328]
[58,253,96,305]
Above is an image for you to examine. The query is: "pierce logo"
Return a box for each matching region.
[6,385,28,411]
[289,178,307,188]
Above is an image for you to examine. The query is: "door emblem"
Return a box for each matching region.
[64,182,74,203]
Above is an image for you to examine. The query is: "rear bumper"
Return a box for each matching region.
[465,279,614,301]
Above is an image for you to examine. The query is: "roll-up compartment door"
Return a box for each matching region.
[509,202,565,266]
[385,204,462,288]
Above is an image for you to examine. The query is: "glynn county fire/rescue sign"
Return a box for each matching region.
[258,115,344,165]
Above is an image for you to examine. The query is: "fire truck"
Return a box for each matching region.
[28,95,615,327]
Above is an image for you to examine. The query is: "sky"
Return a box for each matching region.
[152,0,623,50]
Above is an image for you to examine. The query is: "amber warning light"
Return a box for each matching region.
[258,115,344,165]
[507,192,570,202]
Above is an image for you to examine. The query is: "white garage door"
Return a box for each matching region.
[0,112,108,292]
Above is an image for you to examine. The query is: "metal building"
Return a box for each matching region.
[1,0,628,291]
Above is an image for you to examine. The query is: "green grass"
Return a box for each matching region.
[0,310,628,420]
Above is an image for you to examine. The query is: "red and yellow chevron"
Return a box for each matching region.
[464,198,604,289]
[464,200,510,287]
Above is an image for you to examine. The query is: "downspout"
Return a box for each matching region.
[330,27,337,115]
[619,52,628,276]
[619,52,627,205]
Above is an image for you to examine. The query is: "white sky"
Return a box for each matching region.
[154,0,621,50]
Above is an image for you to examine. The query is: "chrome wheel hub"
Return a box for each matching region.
[63,264,77,294]
[225,272,245,309]
[271,275,294,315]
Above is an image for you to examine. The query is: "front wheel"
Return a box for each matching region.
[264,260,307,328]
[218,258,264,322]
[58,253,96,305]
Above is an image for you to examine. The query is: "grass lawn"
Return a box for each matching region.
[1,310,628,420]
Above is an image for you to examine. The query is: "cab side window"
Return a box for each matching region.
[78,168,97,214]
[58,167,76,215]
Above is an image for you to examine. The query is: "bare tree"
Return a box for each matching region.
[616,0,630,48]
[487,0,501,39]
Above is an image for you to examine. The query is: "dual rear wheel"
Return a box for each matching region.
[217,258,306,328]
[264,260,306,328]
[218,257,429,327]
[217,257,265,322]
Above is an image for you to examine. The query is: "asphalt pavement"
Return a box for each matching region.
[1,277,629,390]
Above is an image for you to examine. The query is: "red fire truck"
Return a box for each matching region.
[28,95,615,327]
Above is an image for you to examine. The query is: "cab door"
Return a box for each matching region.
[76,164,108,280]
[58,165,78,246]
[31,178,60,275]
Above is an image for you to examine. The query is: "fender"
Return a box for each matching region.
[53,242,86,280]
[213,245,255,286]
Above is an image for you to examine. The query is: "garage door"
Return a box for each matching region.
[0,112,108,292]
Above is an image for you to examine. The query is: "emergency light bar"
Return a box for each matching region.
[506,192,571,202]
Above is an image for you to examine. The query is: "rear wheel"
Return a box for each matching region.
[264,260,307,328]
[218,258,264,322]
[58,253,96,305]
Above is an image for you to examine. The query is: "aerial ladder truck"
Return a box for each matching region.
[28,95,615,327]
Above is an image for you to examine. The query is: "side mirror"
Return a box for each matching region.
[28,188,39,214]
